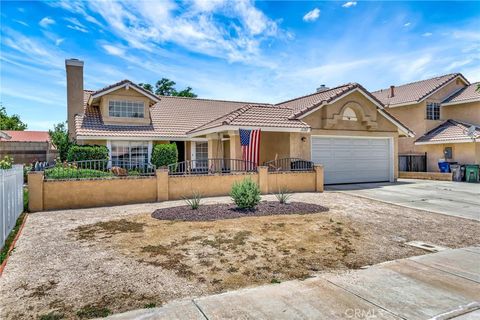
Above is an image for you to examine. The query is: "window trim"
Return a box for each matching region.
[107,140,152,165]
[426,102,440,120]
[108,99,145,119]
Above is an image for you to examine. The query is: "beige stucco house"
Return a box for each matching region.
[372,74,480,172]
[67,59,414,184]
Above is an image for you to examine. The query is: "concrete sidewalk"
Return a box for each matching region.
[106,247,480,319]
[327,179,480,221]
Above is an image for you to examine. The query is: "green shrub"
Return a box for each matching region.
[274,188,292,204]
[151,143,178,168]
[230,178,261,210]
[183,191,202,210]
[66,145,109,162]
[45,167,113,180]
[76,305,111,319]
[0,155,13,169]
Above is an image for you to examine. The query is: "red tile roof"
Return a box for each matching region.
[415,120,479,144]
[0,131,50,142]
[442,82,480,105]
[372,73,468,106]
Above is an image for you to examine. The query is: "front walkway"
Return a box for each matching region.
[327,179,480,221]
[107,247,480,319]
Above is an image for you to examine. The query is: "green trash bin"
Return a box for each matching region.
[465,164,479,183]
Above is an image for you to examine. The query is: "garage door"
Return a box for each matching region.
[311,137,392,184]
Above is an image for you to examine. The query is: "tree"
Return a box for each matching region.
[138,78,197,98]
[0,106,27,130]
[49,122,72,162]
[477,83,480,92]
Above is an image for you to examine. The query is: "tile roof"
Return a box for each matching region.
[442,82,480,105]
[0,130,50,142]
[76,91,268,138]
[90,79,159,102]
[415,120,480,144]
[188,105,309,134]
[372,73,467,106]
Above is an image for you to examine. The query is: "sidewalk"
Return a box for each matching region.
[107,247,480,319]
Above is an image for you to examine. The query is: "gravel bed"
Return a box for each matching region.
[151,201,328,221]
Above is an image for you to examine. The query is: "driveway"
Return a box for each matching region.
[327,179,480,221]
[107,247,480,319]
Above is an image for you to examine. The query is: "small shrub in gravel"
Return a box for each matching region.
[39,311,64,320]
[76,306,111,319]
[183,191,202,210]
[230,178,261,210]
[274,188,292,204]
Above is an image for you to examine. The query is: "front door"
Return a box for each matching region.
[191,141,208,169]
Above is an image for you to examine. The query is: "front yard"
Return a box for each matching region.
[1,192,479,319]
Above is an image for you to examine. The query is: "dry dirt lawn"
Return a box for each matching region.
[1,192,479,319]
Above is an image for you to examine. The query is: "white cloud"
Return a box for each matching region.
[303,8,320,22]
[422,32,433,37]
[403,22,411,27]
[13,19,29,27]
[342,2,357,8]
[39,17,55,28]
[102,44,125,56]
[67,25,88,33]
[64,17,87,29]
[55,38,65,46]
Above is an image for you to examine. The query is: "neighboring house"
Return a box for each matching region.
[0,130,57,164]
[373,74,480,172]
[66,59,413,184]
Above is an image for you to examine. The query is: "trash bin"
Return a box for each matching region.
[450,164,464,182]
[465,164,479,183]
[438,161,451,173]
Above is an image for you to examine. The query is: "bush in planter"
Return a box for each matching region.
[66,145,109,162]
[151,143,178,168]
[230,178,261,210]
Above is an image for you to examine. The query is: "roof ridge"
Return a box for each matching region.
[449,119,479,129]
[158,94,269,105]
[275,83,355,106]
[222,105,254,125]
[372,73,461,93]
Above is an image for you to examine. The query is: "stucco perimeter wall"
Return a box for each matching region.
[28,166,324,211]
[415,142,479,172]
[399,171,453,181]
[43,177,157,210]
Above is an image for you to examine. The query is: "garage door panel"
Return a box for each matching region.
[312,136,391,184]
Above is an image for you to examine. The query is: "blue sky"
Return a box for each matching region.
[1,0,479,130]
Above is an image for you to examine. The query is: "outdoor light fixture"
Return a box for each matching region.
[301,137,307,142]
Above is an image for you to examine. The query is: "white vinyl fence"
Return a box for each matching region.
[1,165,23,250]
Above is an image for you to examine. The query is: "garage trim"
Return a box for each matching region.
[310,135,395,183]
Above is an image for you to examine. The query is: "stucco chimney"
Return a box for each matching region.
[65,58,84,140]
[390,85,395,97]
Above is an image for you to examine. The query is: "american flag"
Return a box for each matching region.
[239,129,261,166]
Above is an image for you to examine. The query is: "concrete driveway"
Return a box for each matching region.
[327,179,480,221]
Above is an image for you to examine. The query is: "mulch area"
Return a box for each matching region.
[151,201,329,221]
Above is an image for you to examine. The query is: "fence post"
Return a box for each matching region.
[314,165,324,192]
[28,171,44,212]
[156,168,169,201]
[257,166,269,194]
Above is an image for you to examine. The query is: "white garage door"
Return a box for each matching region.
[312,136,392,184]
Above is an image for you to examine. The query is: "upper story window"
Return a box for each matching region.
[108,100,144,118]
[426,102,440,120]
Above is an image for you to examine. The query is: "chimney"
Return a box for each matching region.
[390,85,395,98]
[316,84,329,92]
[66,58,84,140]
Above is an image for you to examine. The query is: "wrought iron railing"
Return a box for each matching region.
[44,159,156,180]
[168,158,257,175]
[263,158,314,172]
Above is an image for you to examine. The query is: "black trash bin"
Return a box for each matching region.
[450,164,464,182]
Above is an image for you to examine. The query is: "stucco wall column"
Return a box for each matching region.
[229,131,242,160]
[156,168,169,201]
[257,166,269,194]
[28,171,44,212]
[314,165,324,192]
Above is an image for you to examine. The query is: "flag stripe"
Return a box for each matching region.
[239,128,261,167]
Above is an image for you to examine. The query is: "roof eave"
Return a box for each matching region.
[188,124,311,138]
[415,138,476,145]
[90,81,160,104]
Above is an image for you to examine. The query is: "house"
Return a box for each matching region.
[0,130,57,164]
[67,59,413,184]
[373,74,480,172]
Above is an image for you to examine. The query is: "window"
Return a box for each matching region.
[342,107,357,121]
[192,141,208,168]
[111,141,149,165]
[426,102,440,120]
[108,100,144,118]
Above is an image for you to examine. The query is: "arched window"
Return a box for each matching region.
[342,107,357,121]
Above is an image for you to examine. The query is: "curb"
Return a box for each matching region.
[0,213,28,277]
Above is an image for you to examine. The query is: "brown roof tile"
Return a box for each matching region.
[372,73,466,106]
[0,131,50,142]
[442,82,480,105]
[415,119,479,144]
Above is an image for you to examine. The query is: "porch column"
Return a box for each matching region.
[228,131,242,160]
[207,133,222,159]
